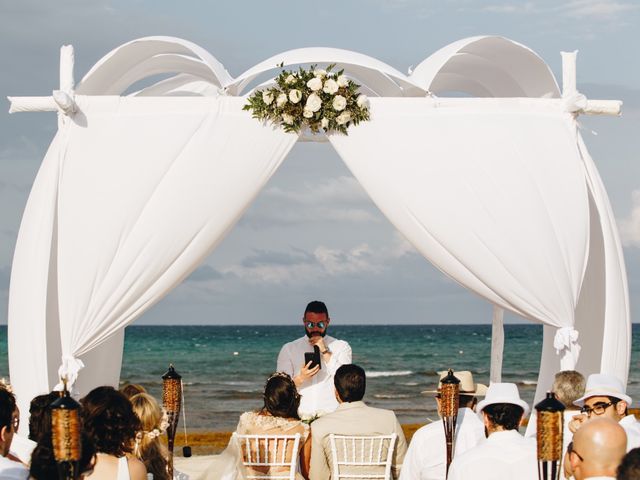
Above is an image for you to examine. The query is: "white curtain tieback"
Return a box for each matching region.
[52,90,77,115]
[562,92,588,114]
[55,355,85,391]
[553,327,581,370]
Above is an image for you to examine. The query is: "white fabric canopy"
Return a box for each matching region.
[7,35,630,424]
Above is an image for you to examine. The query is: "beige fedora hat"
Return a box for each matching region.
[422,370,488,396]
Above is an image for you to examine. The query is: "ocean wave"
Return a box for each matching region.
[518,380,537,386]
[368,370,413,378]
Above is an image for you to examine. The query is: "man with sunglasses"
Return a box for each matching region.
[570,373,640,452]
[277,300,352,418]
[0,389,28,479]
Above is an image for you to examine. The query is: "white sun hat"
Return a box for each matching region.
[573,373,632,407]
[476,382,530,418]
[421,370,487,396]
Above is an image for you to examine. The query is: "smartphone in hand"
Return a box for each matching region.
[304,346,321,370]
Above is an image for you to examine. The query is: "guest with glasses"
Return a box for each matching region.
[567,418,626,480]
[277,301,352,418]
[569,374,640,452]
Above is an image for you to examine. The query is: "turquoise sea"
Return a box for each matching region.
[1,325,639,431]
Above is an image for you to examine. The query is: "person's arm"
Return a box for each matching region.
[277,344,294,376]
[127,456,148,480]
[309,424,330,480]
[391,416,408,479]
[300,432,312,479]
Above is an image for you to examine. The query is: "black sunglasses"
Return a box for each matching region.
[305,321,326,329]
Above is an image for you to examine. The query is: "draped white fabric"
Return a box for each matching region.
[330,97,590,368]
[10,95,298,403]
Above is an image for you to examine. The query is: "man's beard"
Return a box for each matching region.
[306,329,327,338]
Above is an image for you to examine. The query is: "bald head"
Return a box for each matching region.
[570,418,627,480]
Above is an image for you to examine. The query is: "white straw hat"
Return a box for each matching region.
[422,370,487,396]
[573,373,632,407]
[476,382,530,418]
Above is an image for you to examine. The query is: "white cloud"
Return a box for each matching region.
[559,0,639,18]
[619,190,640,247]
[482,3,536,13]
[221,235,417,286]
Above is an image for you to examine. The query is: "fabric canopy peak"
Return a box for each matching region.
[6,36,629,427]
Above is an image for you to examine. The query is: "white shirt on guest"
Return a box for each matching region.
[276,335,352,417]
[0,455,28,480]
[400,407,485,480]
[620,414,640,451]
[448,429,537,480]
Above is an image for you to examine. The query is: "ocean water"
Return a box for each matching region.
[1,324,639,431]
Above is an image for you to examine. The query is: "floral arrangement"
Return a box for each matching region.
[243,64,370,135]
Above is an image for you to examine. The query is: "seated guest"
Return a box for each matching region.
[28,392,60,442]
[617,447,640,480]
[130,393,171,480]
[310,364,407,480]
[526,370,586,454]
[448,382,536,480]
[400,371,486,480]
[570,374,640,451]
[568,418,626,480]
[201,372,310,480]
[120,384,147,400]
[0,389,29,479]
[81,386,147,480]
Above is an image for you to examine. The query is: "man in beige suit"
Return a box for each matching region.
[310,364,408,480]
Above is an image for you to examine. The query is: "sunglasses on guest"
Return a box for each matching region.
[305,321,326,329]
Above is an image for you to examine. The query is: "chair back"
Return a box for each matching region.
[328,433,397,480]
[234,432,302,480]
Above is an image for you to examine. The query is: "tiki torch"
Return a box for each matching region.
[50,380,82,480]
[440,369,460,478]
[535,392,565,480]
[162,364,182,477]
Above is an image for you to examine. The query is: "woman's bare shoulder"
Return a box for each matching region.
[127,456,148,480]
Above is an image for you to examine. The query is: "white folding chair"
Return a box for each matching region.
[328,433,397,480]
[234,432,302,480]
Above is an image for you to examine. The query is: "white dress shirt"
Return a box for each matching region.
[276,335,352,417]
[400,407,485,480]
[448,429,537,480]
[0,456,28,480]
[620,414,640,451]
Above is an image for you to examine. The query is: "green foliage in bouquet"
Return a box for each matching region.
[243,64,370,135]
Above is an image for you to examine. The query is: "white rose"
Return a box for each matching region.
[356,94,369,108]
[321,118,329,129]
[276,93,287,107]
[303,108,314,118]
[323,79,339,94]
[336,111,351,125]
[305,93,322,112]
[315,69,327,78]
[307,77,322,91]
[282,113,294,125]
[332,95,347,111]
[288,89,302,104]
[337,75,349,87]
[262,91,274,105]
[285,74,296,84]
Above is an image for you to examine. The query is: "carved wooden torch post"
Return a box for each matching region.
[50,379,82,480]
[441,369,460,478]
[536,392,565,480]
[163,364,182,478]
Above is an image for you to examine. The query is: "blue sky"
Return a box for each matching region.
[0,0,638,324]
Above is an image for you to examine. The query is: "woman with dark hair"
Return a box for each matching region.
[81,386,147,480]
[201,372,311,480]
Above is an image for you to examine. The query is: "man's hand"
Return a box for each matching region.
[568,413,587,433]
[294,361,320,387]
[309,335,326,351]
